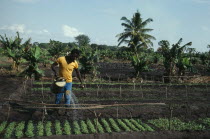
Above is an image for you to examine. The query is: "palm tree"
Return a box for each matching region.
[116,11,156,78]
[116,10,156,56]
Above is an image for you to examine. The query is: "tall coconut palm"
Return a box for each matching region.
[116,10,156,56]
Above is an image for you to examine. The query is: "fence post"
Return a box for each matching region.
[23,79,27,95]
[165,86,168,99]
[6,97,11,121]
[185,85,188,98]
[169,104,173,131]
[140,85,143,98]
[97,84,100,97]
[30,78,33,94]
[118,74,121,82]
[120,85,122,98]
[116,102,119,118]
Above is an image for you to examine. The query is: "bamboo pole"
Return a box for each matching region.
[21,103,167,110]
[3,99,98,106]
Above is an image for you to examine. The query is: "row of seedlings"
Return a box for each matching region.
[0,118,153,138]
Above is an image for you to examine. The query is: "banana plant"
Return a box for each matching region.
[176,57,191,76]
[116,47,132,60]
[158,38,192,78]
[0,47,4,55]
[21,45,46,80]
[206,45,210,71]
[79,46,100,80]
[0,32,31,71]
[131,53,150,78]
[40,48,52,67]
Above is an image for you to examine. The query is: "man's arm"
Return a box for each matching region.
[51,62,58,77]
[75,68,84,88]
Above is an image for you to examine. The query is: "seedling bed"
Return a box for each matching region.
[0,117,210,139]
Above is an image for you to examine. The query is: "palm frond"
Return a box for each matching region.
[117,37,130,46]
[121,16,132,25]
[116,32,131,39]
[141,28,154,33]
[142,18,153,27]
[121,23,133,30]
[117,11,155,51]
[143,34,156,41]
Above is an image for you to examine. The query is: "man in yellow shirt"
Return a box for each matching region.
[51,49,84,106]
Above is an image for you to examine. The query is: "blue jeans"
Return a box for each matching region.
[55,82,72,106]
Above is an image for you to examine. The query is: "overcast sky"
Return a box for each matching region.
[0,0,210,52]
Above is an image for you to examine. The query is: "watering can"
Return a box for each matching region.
[51,77,66,93]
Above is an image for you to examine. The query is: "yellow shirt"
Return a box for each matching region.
[56,56,79,83]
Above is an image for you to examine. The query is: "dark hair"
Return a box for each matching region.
[71,49,81,55]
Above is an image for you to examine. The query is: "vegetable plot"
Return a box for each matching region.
[0,118,154,138]
[148,118,205,131]
[0,118,208,138]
